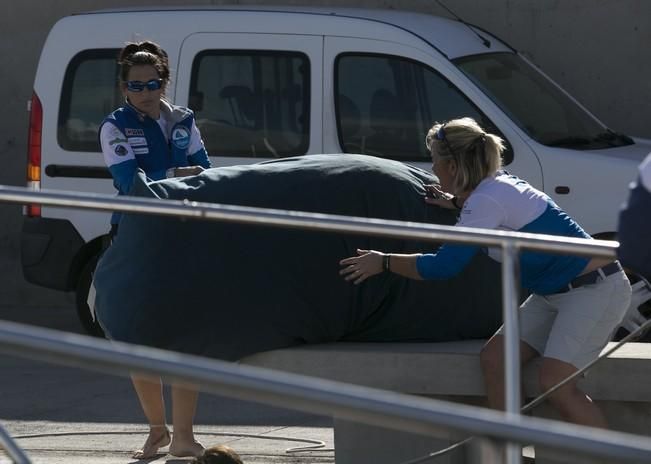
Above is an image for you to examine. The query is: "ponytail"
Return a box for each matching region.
[118,40,170,83]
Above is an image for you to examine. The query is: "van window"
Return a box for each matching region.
[455,52,633,149]
[58,49,121,152]
[189,51,310,157]
[335,53,511,162]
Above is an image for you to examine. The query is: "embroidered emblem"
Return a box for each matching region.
[171,126,191,149]
[114,144,128,157]
[125,128,145,136]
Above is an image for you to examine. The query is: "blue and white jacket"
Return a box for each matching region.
[99,100,211,224]
[416,173,591,295]
[618,153,651,280]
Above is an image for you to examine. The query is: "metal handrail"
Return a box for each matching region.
[0,424,30,464]
[0,185,622,464]
[1,185,617,256]
[1,320,650,462]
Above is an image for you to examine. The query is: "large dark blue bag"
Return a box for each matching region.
[93,154,503,360]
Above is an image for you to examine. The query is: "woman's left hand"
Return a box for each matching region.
[339,249,384,285]
[424,184,458,210]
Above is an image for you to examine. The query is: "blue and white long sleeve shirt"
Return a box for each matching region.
[99,100,211,224]
[416,174,591,295]
[618,153,651,280]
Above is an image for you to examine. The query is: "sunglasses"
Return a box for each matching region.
[126,79,163,92]
[435,124,456,156]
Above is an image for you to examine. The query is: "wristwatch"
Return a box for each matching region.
[166,167,176,178]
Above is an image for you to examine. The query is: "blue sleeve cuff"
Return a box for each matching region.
[188,148,212,169]
[108,159,138,195]
[416,244,480,279]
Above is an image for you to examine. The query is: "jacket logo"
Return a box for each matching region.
[114,144,128,157]
[171,126,191,149]
[125,128,145,136]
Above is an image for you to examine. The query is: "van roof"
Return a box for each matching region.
[76,5,514,60]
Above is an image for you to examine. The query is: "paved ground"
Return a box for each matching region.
[0,300,334,463]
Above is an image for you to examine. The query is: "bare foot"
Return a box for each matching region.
[132,425,171,459]
[169,439,204,457]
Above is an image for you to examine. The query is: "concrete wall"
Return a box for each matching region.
[1,0,649,306]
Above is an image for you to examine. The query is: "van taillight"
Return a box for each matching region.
[25,91,42,217]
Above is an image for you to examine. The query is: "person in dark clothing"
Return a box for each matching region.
[618,152,651,281]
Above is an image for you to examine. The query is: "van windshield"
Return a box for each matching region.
[455,53,633,149]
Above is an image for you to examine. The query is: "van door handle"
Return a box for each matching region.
[555,186,570,194]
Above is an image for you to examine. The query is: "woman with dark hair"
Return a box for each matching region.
[341,117,631,429]
[99,40,211,235]
[98,40,210,459]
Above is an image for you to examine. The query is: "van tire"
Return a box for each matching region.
[75,254,105,337]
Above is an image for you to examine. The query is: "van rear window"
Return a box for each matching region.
[189,51,310,157]
[58,49,121,152]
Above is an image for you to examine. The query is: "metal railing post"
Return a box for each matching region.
[0,423,31,463]
[501,242,522,464]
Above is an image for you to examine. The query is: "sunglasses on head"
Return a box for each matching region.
[435,123,456,156]
[126,78,163,92]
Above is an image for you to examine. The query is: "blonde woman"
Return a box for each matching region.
[340,117,631,427]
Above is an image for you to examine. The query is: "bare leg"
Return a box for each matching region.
[169,383,204,457]
[480,334,539,410]
[539,357,607,428]
[131,375,171,459]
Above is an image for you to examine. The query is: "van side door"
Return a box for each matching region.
[323,37,543,189]
[175,33,323,166]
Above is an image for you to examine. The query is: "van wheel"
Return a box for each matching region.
[75,254,105,337]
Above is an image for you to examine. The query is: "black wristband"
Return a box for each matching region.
[451,196,462,210]
[383,254,391,272]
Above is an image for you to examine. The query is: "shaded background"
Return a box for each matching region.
[1,0,649,311]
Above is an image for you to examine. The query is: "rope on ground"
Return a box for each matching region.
[10,430,333,455]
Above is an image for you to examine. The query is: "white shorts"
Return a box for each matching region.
[496,266,631,369]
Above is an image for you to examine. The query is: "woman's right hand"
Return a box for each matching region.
[339,249,384,285]
[172,166,205,177]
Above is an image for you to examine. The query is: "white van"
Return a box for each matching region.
[22,6,651,333]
